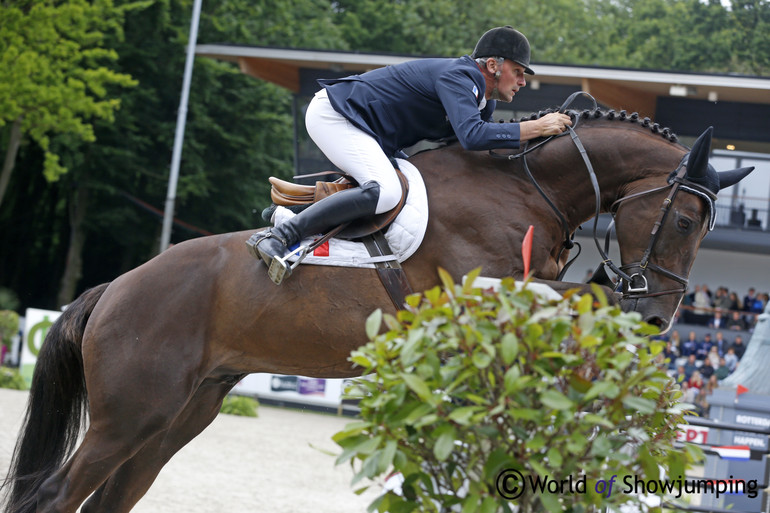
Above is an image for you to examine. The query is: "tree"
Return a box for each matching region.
[0,0,139,208]
[729,0,770,75]
[48,0,346,306]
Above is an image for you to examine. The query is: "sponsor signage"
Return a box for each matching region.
[20,308,62,387]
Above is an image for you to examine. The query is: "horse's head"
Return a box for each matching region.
[612,127,753,332]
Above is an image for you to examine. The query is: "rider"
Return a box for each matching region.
[247,25,572,282]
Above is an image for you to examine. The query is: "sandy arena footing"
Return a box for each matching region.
[0,388,379,512]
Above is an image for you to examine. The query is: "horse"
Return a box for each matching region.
[2,108,753,513]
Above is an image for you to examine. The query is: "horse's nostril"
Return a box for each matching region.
[645,316,666,328]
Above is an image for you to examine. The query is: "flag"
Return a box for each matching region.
[522,225,534,278]
[713,445,751,461]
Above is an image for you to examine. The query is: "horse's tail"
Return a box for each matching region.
[2,283,109,513]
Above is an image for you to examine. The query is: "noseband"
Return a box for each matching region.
[490,92,717,300]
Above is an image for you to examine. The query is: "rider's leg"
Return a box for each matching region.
[245,89,399,282]
[246,181,380,269]
[303,88,402,214]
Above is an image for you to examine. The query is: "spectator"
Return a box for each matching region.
[695,375,718,417]
[669,330,682,349]
[684,354,699,381]
[681,331,698,358]
[727,291,741,311]
[724,347,739,372]
[743,287,757,313]
[713,331,729,357]
[747,294,765,326]
[710,311,726,329]
[715,358,731,381]
[687,371,704,406]
[675,365,688,384]
[707,345,721,368]
[713,287,733,312]
[700,359,715,380]
[724,310,748,331]
[696,333,713,361]
[731,335,747,360]
[662,342,679,370]
[692,285,713,325]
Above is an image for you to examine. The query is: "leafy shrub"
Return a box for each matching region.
[0,366,27,390]
[0,309,20,349]
[220,394,259,417]
[334,268,699,513]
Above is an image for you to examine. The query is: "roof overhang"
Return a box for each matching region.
[195,44,770,117]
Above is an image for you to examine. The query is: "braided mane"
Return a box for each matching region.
[513,108,679,143]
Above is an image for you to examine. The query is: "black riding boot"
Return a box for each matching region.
[246,181,381,283]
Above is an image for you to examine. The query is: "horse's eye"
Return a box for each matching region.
[677,217,691,231]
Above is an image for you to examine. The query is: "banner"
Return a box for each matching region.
[20,308,62,387]
[231,373,353,409]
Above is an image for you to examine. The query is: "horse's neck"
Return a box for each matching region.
[531,129,686,230]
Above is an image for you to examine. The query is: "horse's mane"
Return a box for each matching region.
[514,107,679,143]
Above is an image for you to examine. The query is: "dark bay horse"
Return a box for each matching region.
[2,109,753,513]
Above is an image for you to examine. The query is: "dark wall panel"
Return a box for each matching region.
[656,97,770,142]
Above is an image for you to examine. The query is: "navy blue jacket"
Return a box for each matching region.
[318,56,521,156]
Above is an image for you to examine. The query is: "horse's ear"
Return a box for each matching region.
[686,126,713,180]
[719,166,755,190]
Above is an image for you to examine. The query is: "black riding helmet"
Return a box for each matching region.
[471,26,535,75]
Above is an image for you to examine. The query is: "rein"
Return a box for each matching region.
[490,93,717,300]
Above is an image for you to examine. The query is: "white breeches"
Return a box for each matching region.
[305,89,402,214]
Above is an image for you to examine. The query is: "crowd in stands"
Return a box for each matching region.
[656,285,768,417]
[657,329,747,417]
[675,284,767,329]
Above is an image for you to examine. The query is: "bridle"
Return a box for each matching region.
[604,158,717,299]
[490,92,718,300]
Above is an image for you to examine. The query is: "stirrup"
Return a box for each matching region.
[267,245,309,285]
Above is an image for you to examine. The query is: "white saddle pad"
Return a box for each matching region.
[273,158,428,269]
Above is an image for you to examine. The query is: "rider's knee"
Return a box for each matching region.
[369,177,401,214]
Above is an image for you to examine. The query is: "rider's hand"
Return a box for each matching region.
[520,112,572,141]
[537,112,572,137]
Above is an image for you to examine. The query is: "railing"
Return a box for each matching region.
[715,202,768,231]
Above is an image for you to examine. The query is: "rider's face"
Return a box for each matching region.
[491,60,527,103]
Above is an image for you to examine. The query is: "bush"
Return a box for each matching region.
[334,268,700,513]
[0,309,20,350]
[220,395,259,417]
[0,366,27,390]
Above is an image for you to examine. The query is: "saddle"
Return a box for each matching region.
[268,166,410,240]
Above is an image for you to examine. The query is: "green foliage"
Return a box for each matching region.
[0,310,20,349]
[0,0,140,182]
[0,288,20,311]
[220,394,259,417]
[335,269,700,513]
[0,366,27,390]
